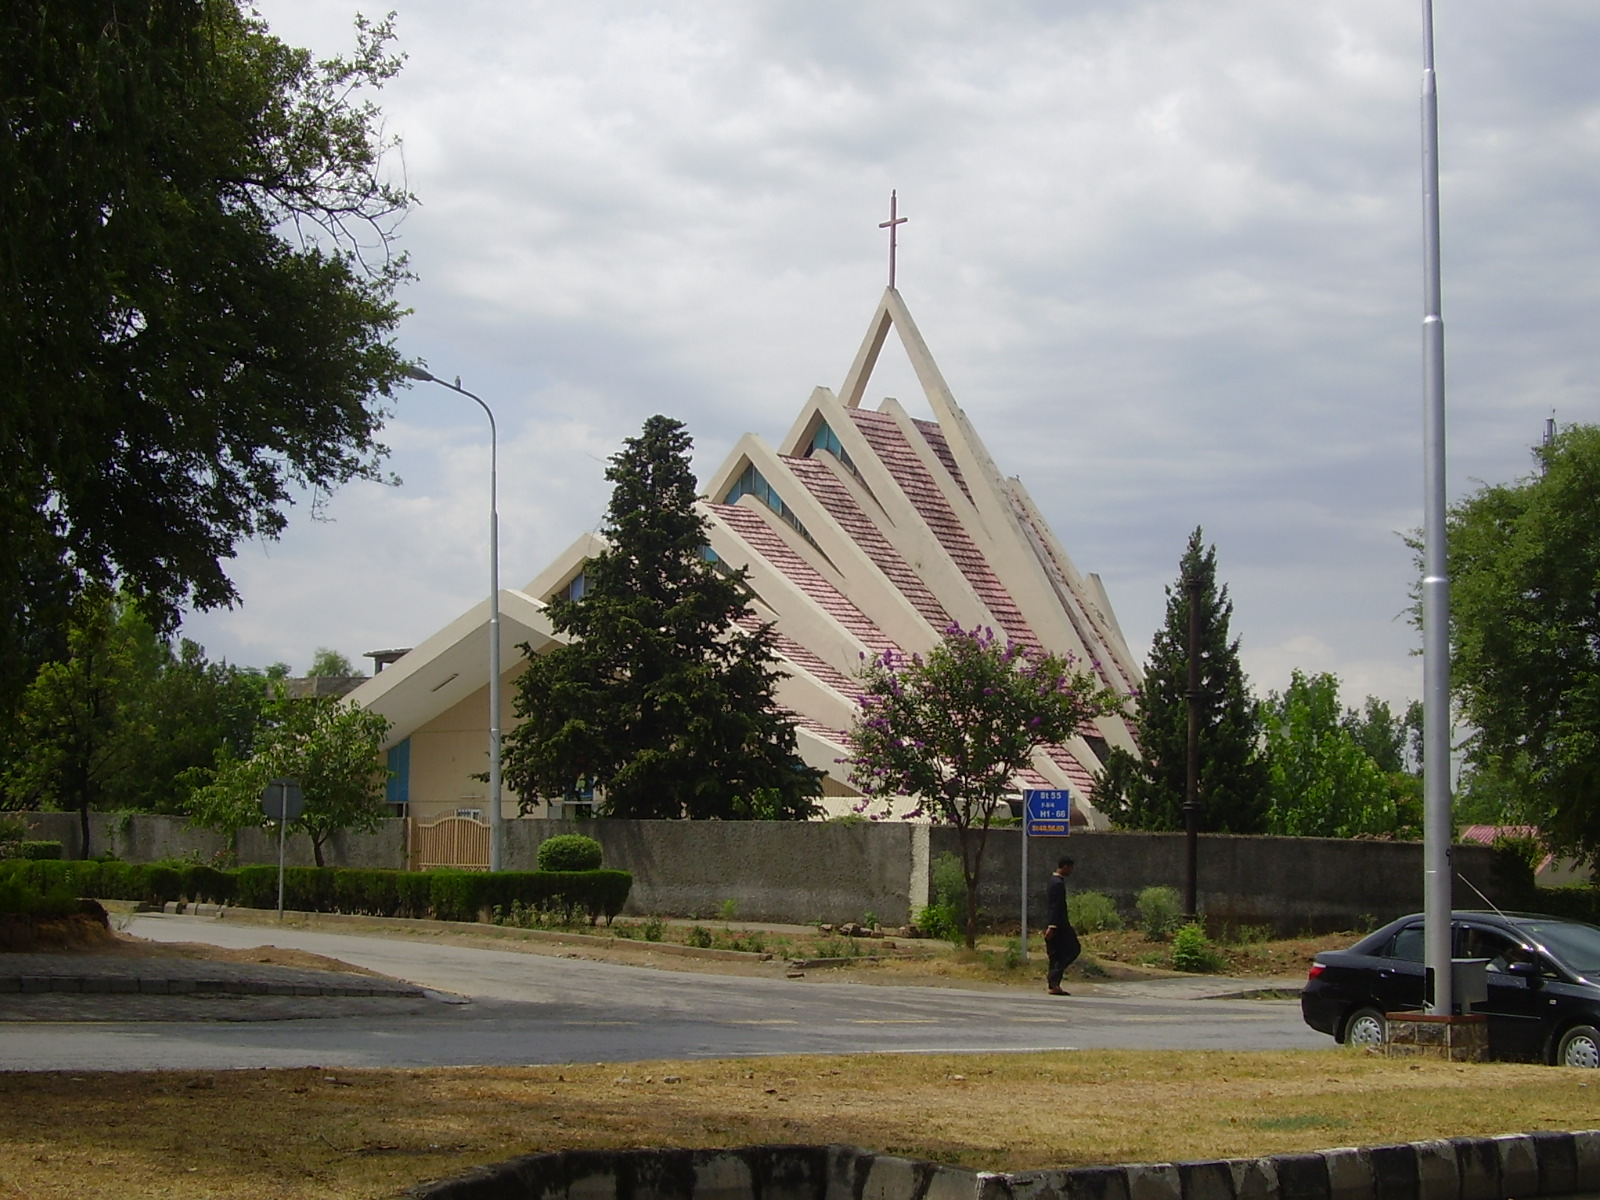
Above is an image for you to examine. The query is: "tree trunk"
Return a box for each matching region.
[78,798,91,860]
[311,833,326,868]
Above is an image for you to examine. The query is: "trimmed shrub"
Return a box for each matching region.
[537,834,603,872]
[1068,890,1122,933]
[18,841,63,860]
[1136,885,1184,940]
[1170,922,1224,973]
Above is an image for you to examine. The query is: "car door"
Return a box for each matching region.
[1457,921,1550,1060]
[1370,920,1428,1014]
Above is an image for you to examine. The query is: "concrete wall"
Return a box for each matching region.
[942,828,1517,936]
[14,812,1523,933]
[506,819,921,926]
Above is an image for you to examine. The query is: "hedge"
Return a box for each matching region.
[0,859,630,924]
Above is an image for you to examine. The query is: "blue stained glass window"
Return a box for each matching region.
[385,738,410,805]
[808,421,857,475]
[723,463,818,548]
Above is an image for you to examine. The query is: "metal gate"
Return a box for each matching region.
[406,815,490,871]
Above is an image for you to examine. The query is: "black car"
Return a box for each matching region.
[1301,910,1600,1067]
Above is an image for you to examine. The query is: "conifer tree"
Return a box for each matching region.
[1093,528,1268,833]
[503,416,823,820]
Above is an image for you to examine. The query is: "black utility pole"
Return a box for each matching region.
[1184,574,1202,920]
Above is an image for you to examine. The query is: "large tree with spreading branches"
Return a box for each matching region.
[0,0,412,714]
[849,624,1121,949]
[503,416,823,820]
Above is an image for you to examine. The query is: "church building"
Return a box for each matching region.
[348,286,1143,826]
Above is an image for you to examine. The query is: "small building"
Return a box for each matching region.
[348,287,1142,824]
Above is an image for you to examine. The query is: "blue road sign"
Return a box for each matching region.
[1024,788,1072,837]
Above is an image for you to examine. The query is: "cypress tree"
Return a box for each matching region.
[503,416,823,819]
[1093,528,1268,833]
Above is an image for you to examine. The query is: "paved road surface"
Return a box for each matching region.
[0,914,1325,1070]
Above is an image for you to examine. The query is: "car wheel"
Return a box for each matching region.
[1557,1025,1600,1069]
[1343,1007,1387,1049]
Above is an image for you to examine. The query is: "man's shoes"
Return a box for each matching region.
[1047,986,1069,995]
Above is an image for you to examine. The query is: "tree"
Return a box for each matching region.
[1447,424,1600,862]
[307,648,361,678]
[1092,528,1268,833]
[0,591,152,856]
[0,0,412,716]
[187,694,390,866]
[848,624,1122,949]
[1260,670,1395,838]
[502,416,824,820]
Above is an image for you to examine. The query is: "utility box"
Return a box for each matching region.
[1453,957,1490,1013]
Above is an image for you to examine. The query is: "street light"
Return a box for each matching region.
[404,363,504,872]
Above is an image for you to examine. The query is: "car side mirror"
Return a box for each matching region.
[1507,960,1543,985]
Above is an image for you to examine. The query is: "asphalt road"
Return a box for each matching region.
[0,915,1326,1070]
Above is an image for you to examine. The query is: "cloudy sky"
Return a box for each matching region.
[183,0,1600,711]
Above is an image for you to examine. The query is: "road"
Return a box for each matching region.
[0,915,1326,1070]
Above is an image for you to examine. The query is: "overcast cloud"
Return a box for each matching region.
[181,0,1600,712]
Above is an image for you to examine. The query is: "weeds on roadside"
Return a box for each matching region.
[1170,922,1225,973]
[1136,886,1185,941]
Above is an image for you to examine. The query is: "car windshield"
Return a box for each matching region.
[1519,921,1600,976]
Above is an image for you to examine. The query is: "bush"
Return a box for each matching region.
[0,876,80,916]
[914,901,961,943]
[1170,922,1224,973]
[18,841,63,860]
[1068,890,1122,933]
[537,834,603,872]
[1136,885,1185,940]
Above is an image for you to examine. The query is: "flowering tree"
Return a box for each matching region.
[847,624,1122,948]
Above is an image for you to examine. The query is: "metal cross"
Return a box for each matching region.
[879,190,907,289]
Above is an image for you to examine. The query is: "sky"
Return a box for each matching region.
[182,0,1600,712]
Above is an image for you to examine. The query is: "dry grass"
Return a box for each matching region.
[3,1050,1597,1200]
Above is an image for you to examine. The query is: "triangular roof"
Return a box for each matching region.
[351,288,1142,823]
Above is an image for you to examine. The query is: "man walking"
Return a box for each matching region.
[1043,856,1080,995]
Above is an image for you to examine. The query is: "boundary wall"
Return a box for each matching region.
[410,1132,1600,1200]
[18,813,1517,934]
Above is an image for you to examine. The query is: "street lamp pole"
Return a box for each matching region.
[405,364,504,872]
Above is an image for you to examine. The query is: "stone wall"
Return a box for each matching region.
[14,812,1521,934]
[410,1132,1600,1200]
[942,829,1516,936]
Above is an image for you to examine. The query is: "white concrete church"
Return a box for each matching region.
[348,286,1143,826]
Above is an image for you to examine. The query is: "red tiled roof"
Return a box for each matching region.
[782,454,950,631]
[711,501,897,661]
[848,409,1043,654]
[912,418,973,504]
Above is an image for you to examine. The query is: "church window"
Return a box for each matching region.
[724,463,819,548]
[808,421,858,477]
[385,738,410,808]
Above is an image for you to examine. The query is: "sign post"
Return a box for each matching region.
[260,779,305,919]
[1021,789,1073,962]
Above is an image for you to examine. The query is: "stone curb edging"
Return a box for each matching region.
[407,1133,1600,1200]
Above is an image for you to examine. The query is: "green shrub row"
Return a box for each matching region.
[0,859,631,925]
[16,841,64,860]
[1524,884,1600,927]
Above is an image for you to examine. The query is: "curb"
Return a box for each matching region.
[408,1132,1600,1200]
[0,971,423,999]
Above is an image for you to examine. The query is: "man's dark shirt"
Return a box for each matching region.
[1045,872,1069,930]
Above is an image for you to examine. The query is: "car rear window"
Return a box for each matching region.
[1389,925,1425,962]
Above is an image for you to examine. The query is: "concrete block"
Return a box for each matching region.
[167,978,196,994]
[137,978,169,995]
[107,977,138,993]
[691,1154,755,1200]
[974,1173,1015,1200]
[1227,1158,1278,1200]
[1176,1160,1235,1200]
[52,977,82,993]
[1413,1141,1456,1200]
[19,976,52,993]
[1124,1163,1181,1200]
[1366,1144,1418,1200]
[1493,1135,1539,1198]
[1272,1154,1331,1200]
[861,1155,928,1200]
[1572,1130,1600,1191]
[0,977,18,992]
[1529,1131,1578,1195]
[1449,1137,1500,1200]
[80,977,112,994]
[753,1145,829,1200]
[924,1166,983,1200]
[1061,1165,1131,1200]
[1322,1148,1374,1200]
[565,1165,619,1200]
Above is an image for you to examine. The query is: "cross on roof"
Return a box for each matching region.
[879,190,907,289]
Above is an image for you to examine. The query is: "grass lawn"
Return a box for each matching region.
[3,1050,1596,1200]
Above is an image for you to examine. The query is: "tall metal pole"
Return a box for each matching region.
[1184,574,1201,920]
[1420,0,1453,1016]
[406,366,504,872]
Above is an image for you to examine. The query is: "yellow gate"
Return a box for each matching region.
[407,815,490,871]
